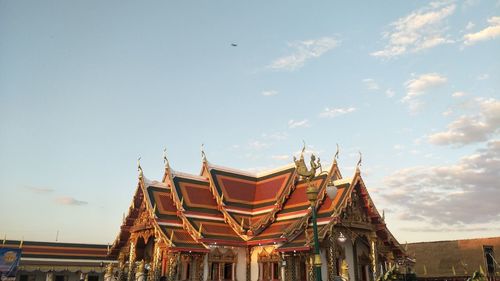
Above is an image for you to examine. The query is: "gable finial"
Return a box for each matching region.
[356,151,362,167]
[301,140,306,159]
[201,143,207,162]
[137,157,143,179]
[163,148,169,168]
[335,143,340,160]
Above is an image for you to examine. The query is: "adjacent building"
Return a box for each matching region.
[407,237,500,281]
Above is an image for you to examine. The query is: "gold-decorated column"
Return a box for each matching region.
[370,232,378,280]
[128,242,136,281]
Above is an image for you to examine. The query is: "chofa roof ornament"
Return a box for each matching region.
[201,143,207,162]
[137,157,143,179]
[293,141,321,182]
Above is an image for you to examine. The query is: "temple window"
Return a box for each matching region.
[208,248,237,281]
[258,248,281,281]
[55,275,67,281]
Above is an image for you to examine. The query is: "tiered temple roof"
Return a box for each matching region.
[109,153,404,257]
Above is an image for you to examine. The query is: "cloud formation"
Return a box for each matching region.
[363,78,380,90]
[464,16,500,45]
[402,73,447,111]
[23,186,54,194]
[319,107,356,118]
[382,140,500,225]
[372,3,455,58]
[288,119,310,128]
[261,90,278,96]
[55,196,88,206]
[269,37,339,71]
[428,98,500,146]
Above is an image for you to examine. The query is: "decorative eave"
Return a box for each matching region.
[108,172,176,258]
[201,161,249,240]
[247,167,298,236]
[163,163,210,249]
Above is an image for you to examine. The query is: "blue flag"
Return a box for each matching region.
[0,248,22,278]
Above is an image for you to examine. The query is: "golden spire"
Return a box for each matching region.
[301,140,306,159]
[137,157,143,179]
[334,143,340,160]
[19,237,24,249]
[170,230,175,241]
[198,223,203,234]
[163,148,170,170]
[355,151,362,174]
[201,143,207,162]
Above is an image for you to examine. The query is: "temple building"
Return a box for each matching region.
[105,149,409,281]
[407,237,500,281]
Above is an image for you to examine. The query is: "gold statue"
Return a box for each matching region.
[106,263,114,275]
[294,142,321,181]
[137,260,145,273]
[341,259,350,281]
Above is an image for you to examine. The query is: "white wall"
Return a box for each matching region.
[250,246,262,281]
[16,271,103,281]
[235,247,247,281]
[320,248,328,281]
[342,237,355,281]
[203,253,209,281]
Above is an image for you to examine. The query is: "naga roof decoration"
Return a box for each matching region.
[110,151,404,258]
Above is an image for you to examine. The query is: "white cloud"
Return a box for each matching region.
[55,196,88,206]
[319,107,356,118]
[428,98,500,146]
[371,3,455,58]
[466,21,475,30]
[477,73,490,80]
[23,186,54,194]
[402,73,447,111]
[261,132,288,141]
[382,140,500,225]
[268,37,339,71]
[442,108,453,116]
[247,140,270,150]
[393,144,405,150]
[363,78,380,90]
[288,119,310,128]
[452,91,466,98]
[261,90,278,96]
[271,155,290,161]
[464,16,500,45]
[385,88,396,98]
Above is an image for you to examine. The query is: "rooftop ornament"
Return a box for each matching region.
[325,144,340,200]
[137,157,143,179]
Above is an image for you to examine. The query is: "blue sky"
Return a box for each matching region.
[0,0,499,244]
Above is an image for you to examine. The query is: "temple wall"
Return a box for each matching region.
[344,237,356,280]
[250,246,261,281]
[236,247,246,281]
[203,253,209,281]
[16,271,104,281]
[321,248,328,281]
